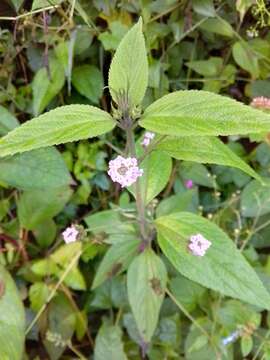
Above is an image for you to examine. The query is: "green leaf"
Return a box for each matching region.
[92,238,140,289]
[241,335,253,356]
[0,106,19,136]
[9,0,24,12]
[233,41,259,78]
[156,212,270,309]
[0,148,72,190]
[241,180,270,217]
[98,21,129,51]
[192,0,215,17]
[0,265,25,360]
[32,0,63,10]
[29,282,50,312]
[186,57,222,77]
[109,18,148,107]
[156,190,199,217]
[171,275,206,312]
[157,136,261,181]
[72,65,104,104]
[94,320,127,360]
[127,248,167,342]
[129,150,172,204]
[18,186,72,230]
[199,18,234,37]
[180,162,215,188]
[32,59,65,116]
[44,293,76,360]
[0,105,115,157]
[139,90,270,137]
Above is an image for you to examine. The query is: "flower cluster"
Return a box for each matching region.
[250,96,270,110]
[108,156,143,187]
[141,131,155,147]
[188,233,212,257]
[62,225,79,244]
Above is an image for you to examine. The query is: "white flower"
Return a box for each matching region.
[62,225,79,244]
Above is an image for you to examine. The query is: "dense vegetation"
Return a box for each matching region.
[1,1,270,359]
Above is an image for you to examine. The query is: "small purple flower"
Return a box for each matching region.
[185,179,193,189]
[141,132,155,147]
[108,155,143,188]
[188,233,211,257]
[62,225,79,244]
[221,330,240,346]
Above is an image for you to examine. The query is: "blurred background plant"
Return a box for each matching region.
[1,0,270,359]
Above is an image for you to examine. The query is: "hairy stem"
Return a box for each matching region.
[126,123,147,241]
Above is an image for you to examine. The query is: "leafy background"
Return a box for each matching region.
[1,0,270,359]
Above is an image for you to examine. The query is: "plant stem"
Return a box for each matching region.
[25,250,82,335]
[126,123,147,241]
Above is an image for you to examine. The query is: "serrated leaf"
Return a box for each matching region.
[139,90,270,136]
[72,65,104,103]
[0,148,72,190]
[94,320,127,360]
[156,212,270,309]
[18,186,72,230]
[92,238,140,289]
[32,59,65,116]
[127,248,167,342]
[241,179,270,217]
[0,105,115,157]
[0,106,19,136]
[129,150,172,204]
[0,265,25,360]
[109,18,148,107]
[157,136,261,181]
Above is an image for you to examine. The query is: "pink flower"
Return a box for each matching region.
[188,233,211,257]
[141,132,155,147]
[108,156,143,188]
[250,97,270,110]
[185,179,193,189]
[62,225,79,244]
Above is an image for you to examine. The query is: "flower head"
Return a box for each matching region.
[62,225,79,244]
[188,233,211,257]
[221,330,240,346]
[108,155,143,188]
[141,132,155,147]
[250,96,270,110]
[185,179,193,189]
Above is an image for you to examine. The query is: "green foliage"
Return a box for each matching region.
[0,105,115,157]
[94,320,127,360]
[1,2,270,359]
[17,186,72,229]
[156,212,270,309]
[109,18,148,108]
[157,136,261,181]
[140,90,270,136]
[92,238,140,289]
[127,248,167,342]
[72,65,104,104]
[0,148,72,189]
[32,59,65,116]
[0,106,19,136]
[0,265,25,360]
